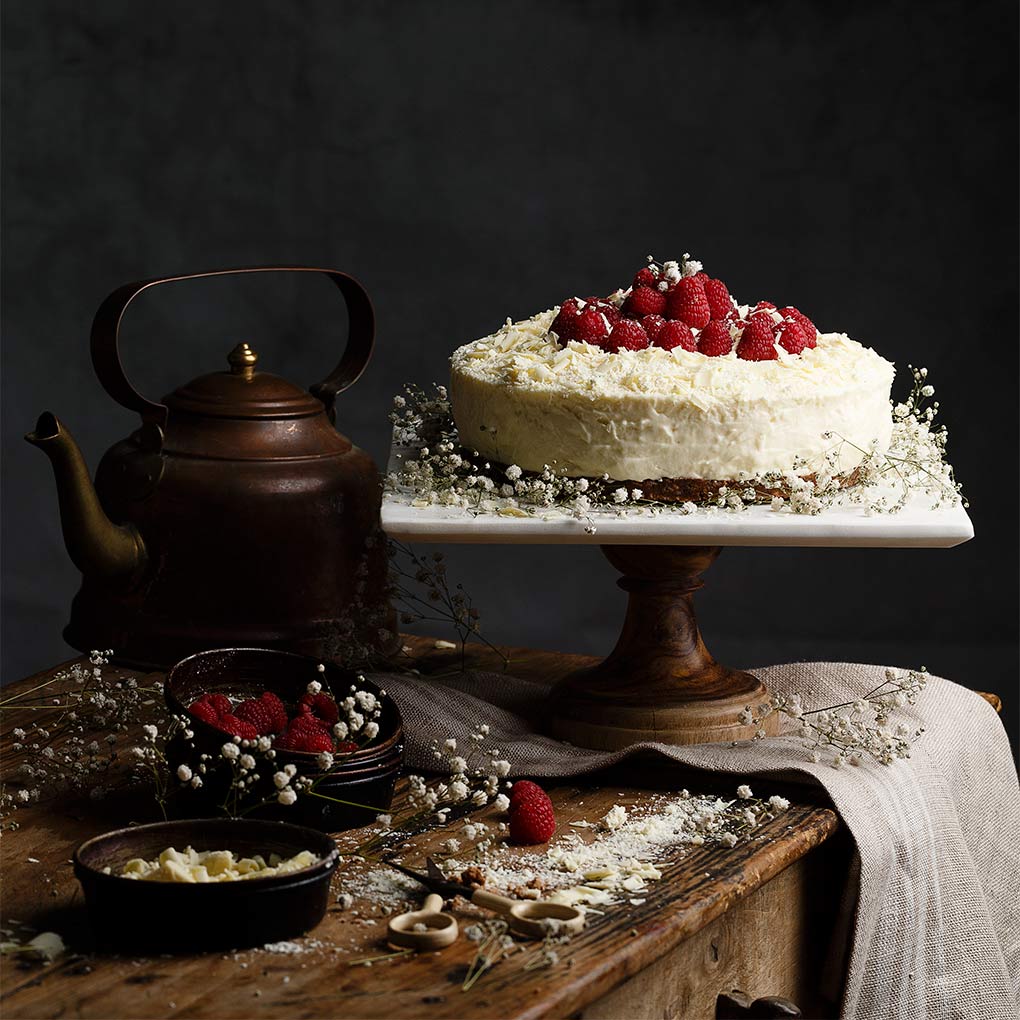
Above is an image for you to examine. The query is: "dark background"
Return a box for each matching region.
[3,1,1017,745]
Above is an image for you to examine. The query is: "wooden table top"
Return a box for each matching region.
[0,637,840,1020]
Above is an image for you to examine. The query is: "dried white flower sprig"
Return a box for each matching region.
[389,541,508,670]
[462,918,515,990]
[386,368,963,527]
[0,651,164,828]
[744,667,929,767]
[355,724,511,860]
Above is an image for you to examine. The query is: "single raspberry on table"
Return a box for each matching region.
[299,691,340,727]
[698,319,734,357]
[778,306,817,347]
[604,319,650,352]
[665,277,711,329]
[623,285,666,318]
[777,319,811,355]
[573,307,612,346]
[641,314,667,341]
[508,779,547,809]
[188,698,220,726]
[550,298,582,342]
[654,319,697,352]
[509,796,556,845]
[632,266,658,289]
[737,318,779,361]
[217,714,259,741]
[703,277,733,319]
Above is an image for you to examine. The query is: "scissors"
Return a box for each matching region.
[387,892,459,951]
[383,856,585,940]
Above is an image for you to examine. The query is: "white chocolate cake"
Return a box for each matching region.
[449,257,895,489]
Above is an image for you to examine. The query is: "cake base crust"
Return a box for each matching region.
[465,449,864,505]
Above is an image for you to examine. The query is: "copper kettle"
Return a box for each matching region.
[26,266,395,669]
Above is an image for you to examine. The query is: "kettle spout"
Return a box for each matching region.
[26,412,147,586]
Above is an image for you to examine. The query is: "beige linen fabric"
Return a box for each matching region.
[372,662,1020,1020]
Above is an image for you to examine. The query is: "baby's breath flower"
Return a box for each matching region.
[273,771,291,789]
[736,784,753,800]
[277,788,298,806]
[221,742,240,760]
[176,764,192,782]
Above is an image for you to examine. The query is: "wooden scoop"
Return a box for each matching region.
[382,857,585,941]
[387,893,458,951]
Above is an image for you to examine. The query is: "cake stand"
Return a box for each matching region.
[382,462,973,751]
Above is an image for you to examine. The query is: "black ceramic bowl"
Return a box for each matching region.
[164,648,404,831]
[74,818,339,952]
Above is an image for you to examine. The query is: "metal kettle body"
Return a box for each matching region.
[27,267,395,669]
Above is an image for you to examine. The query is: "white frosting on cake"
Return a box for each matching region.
[449,307,896,481]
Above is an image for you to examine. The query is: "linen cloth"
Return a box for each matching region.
[372,661,1020,1020]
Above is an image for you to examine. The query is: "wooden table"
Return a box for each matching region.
[1,638,850,1020]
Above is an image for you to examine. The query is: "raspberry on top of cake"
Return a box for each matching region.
[449,255,896,485]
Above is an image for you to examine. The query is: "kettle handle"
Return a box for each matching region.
[90,265,375,424]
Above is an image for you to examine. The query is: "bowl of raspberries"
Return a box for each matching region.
[164,647,403,832]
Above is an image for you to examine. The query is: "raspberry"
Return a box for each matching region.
[188,698,220,726]
[509,796,556,845]
[276,716,335,754]
[585,299,621,327]
[258,691,288,733]
[234,698,277,735]
[665,277,711,329]
[217,714,259,741]
[632,266,658,289]
[290,727,334,754]
[703,277,733,319]
[604,319,649,352]
[206,693,232,717]
[622,285,666,318]
[573,307,612,346]
[754,300,777,311]
[748,310,777,335]
[550,298,582,343]
[778,307,817,348]
[336,740,359,753]
[509,780,546,808]
[641,314,667,342]
[736,318,778,361]
[655,320,697,352]
[291,710,331,735]
[698,319,734,357]
[299,692,340,727]
[777,319,810,355]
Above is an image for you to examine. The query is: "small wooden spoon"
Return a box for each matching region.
[387,893,458,951]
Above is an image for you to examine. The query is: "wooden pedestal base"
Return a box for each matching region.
[547,546,779,750]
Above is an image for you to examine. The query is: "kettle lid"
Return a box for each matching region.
[164,343,326,419]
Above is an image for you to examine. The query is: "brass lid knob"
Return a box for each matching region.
[228,342,258,380]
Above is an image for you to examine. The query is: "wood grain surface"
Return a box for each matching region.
[1,638,846,1020]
